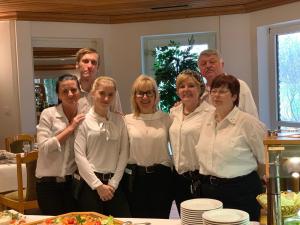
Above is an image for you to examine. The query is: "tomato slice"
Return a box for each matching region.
[44,219,54,224]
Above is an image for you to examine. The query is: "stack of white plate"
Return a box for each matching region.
[202,208,250,225]
[180,198,223,225]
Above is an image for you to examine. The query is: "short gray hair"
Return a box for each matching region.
[198,49,222,61]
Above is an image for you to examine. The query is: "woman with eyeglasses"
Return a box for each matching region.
[36,74,85,215]
[122,74,173,218]
[169,69,215,213]
[195,74,266,221]
[74,76,130,217]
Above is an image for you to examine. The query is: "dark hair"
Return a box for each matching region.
[56,74,80,104]
[210,74,240,106]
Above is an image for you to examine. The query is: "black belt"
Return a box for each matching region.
[182,170,200,180]
[136,164,169,175]
[95,172,114,182]
[37,175,73,183]
[199,171,256,185]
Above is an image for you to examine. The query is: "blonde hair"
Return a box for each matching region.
[75,48,100,68]
[91,76,117,93]
[130,75,159,116]
[176,69,205,97]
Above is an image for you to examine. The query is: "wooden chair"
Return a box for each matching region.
[0,151,39,213]
[5,134,35,153]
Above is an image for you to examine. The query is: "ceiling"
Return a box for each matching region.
[0,0,299,24]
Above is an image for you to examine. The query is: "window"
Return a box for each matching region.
[141,32,217,75]
[141,32,216,111]
[270,24,300,129]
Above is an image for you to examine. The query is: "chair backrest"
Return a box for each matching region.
[0,151,39,213]
[16,151,39,212]
[5,134,35,153]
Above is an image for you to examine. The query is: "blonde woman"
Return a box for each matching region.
[74,76,130,216]
[169,69,214,212]
[123,75,173,218]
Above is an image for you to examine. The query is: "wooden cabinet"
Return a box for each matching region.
[264,135,300,225]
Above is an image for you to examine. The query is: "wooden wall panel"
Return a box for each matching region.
[0,0,299,23]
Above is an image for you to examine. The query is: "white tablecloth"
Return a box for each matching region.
[0,163,27,193]
[26,215,260,225]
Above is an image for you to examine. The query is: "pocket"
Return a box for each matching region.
[124,164,137,193]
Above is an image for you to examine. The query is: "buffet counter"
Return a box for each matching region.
[26,215,260,225]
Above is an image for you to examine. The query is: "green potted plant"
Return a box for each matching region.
[153,38,199,112]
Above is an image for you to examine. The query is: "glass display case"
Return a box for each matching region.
[264,134,300,225]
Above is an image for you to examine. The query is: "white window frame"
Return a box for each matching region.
[141,32,217,75]
[269,23,300,129]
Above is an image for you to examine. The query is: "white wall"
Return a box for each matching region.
[219,14,252,85]
[0,21,20,147]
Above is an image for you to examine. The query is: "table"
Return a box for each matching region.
[26,215,260,225]
[0,163,26,193]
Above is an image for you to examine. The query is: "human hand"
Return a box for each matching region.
[69,113,85,131]
[173,101,182,107]
[262,174,267,185]
[96,184,115,201]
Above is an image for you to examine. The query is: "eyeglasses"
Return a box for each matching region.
[210,88,230,96]
[135,90,155,98]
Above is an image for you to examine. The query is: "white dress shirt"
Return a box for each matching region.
[36,104,77,178]
[74,107,129,190]
[201,78,259,118]
[125,111,172,167]
[195,106,266,178]
[169,101,214,174]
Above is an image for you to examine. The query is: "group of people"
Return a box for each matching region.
[35,48,266,222]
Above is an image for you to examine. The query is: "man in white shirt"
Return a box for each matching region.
[197,49,259,118]
[76,48,122,114]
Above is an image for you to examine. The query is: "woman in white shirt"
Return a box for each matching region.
[36,74,85,215]
[123,75,173,218]
[195,74,266,221]
[169,69,214,212]
[74,76,130,217]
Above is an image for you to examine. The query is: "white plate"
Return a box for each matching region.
[202,209,249,223]
[181,198,223,211]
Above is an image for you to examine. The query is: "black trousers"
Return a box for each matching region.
[200,171,263,222]
[122,164,173,218]
[36,179,77,215]
[172,169,198,215]
[77,180,130,217]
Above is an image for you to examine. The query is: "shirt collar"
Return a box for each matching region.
[55,104,67,119]
[136,111,165,121]
[219,106,239,125]
[88,107,112,122]
[175,100,214,116]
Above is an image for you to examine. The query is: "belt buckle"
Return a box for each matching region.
[103,173,111,181]
[56,176,66,183]
[209,176,217,185]
[145,166,154,174]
